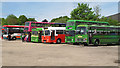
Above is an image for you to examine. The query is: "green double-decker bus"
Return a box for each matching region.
[31,28,43,42]
[65,20,109,43]
[75,25,120,45]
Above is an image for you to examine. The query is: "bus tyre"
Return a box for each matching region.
[12,36,16,40]
[84,43,88,46]
[118,39,120,45]
[56,39,61,44]
[94,40,99,46]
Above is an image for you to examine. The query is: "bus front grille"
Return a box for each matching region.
[76,39,83,42]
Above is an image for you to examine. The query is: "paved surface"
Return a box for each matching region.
[2,40,118,66]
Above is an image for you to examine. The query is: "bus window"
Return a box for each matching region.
[44,24,48,27]
[25,22,30,26]
[118,32,120,35]
[66,30,75,36]
[61,24,66,27]
[36,23,42,27]
[31,23,36,27]
[45,30,50,35]
[76,27,87,34]
[24,27,28,31]
[109,32,116,35]
[67,22,74,26]
[55,24,59,27]
[76,21,82,25]
[56,30,64,34]
[42,23,45,27]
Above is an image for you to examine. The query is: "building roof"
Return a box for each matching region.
[107,13,120,22]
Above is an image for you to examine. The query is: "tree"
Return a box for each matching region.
[18,15,27,25]
[93,5,101,20]
[100,16,119,25]
[27,18,37,22]
[1,18,8,25]
[70,3,99,21]
[42,19,48,22]
[6,14,18,25]
[50,16,69,23]
[0,18,2,25]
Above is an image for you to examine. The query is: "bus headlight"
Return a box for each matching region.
[72,39,73,41]
[83,38,87,41]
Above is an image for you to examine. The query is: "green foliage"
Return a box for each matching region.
[27,18,37,22]
[6,14,18,25]
[50,16,69,23]
[70,3,99,21]
[1,18,8,25]
[93,5,101,18]
[100,16,119,26]
[1,14,37,25]
[18,15,27,25]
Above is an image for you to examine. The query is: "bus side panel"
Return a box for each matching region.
[55,34,65,43]
[92,35,119,44]
[41,36,52,43]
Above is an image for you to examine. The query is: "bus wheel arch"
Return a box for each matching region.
[118,39,120,44]
[56,38,61,44]
[12,36,16,40]
[84,43,88,46]
[94,39,100,45]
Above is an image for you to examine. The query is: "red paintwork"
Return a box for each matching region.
[3,25,24,28]
[42,34,65,43]
[24,21,54,42]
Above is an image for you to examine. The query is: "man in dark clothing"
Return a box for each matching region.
[8,34,11,41]
[22,34,25,42]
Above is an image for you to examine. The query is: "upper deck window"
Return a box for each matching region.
[66,22,74,26]
[25,22,30,26]
[31,23,36,27]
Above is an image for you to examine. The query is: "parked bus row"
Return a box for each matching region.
[2,25,24,40]
[2,20,120,45]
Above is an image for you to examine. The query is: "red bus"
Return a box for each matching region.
[24,21,54,42]
[2,25,24,40]
[42,27,66,44]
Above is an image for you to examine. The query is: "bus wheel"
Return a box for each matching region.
[12,36,16,40]
[118,39,120,45]
[84,43,88,46]
[56,39,61,44]
[94,39,99,46]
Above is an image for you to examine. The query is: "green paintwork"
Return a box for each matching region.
[67,20,109,24]
[76,25,120,45]
[31,28,43,42]
[65,20,110,43]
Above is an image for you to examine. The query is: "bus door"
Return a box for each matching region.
[51,30,55,40]
[38,31,42,41]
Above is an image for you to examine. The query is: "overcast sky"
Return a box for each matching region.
[1,2,119,22]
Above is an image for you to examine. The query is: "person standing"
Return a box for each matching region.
[22,34,25,42]
[8,34,11,41]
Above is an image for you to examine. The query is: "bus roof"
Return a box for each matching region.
[77,25,119,28]
[45,27,66,30]
[3,25,24,28]
[54,23,66,25]
[67,20,109,24]
[25,21,54,24]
